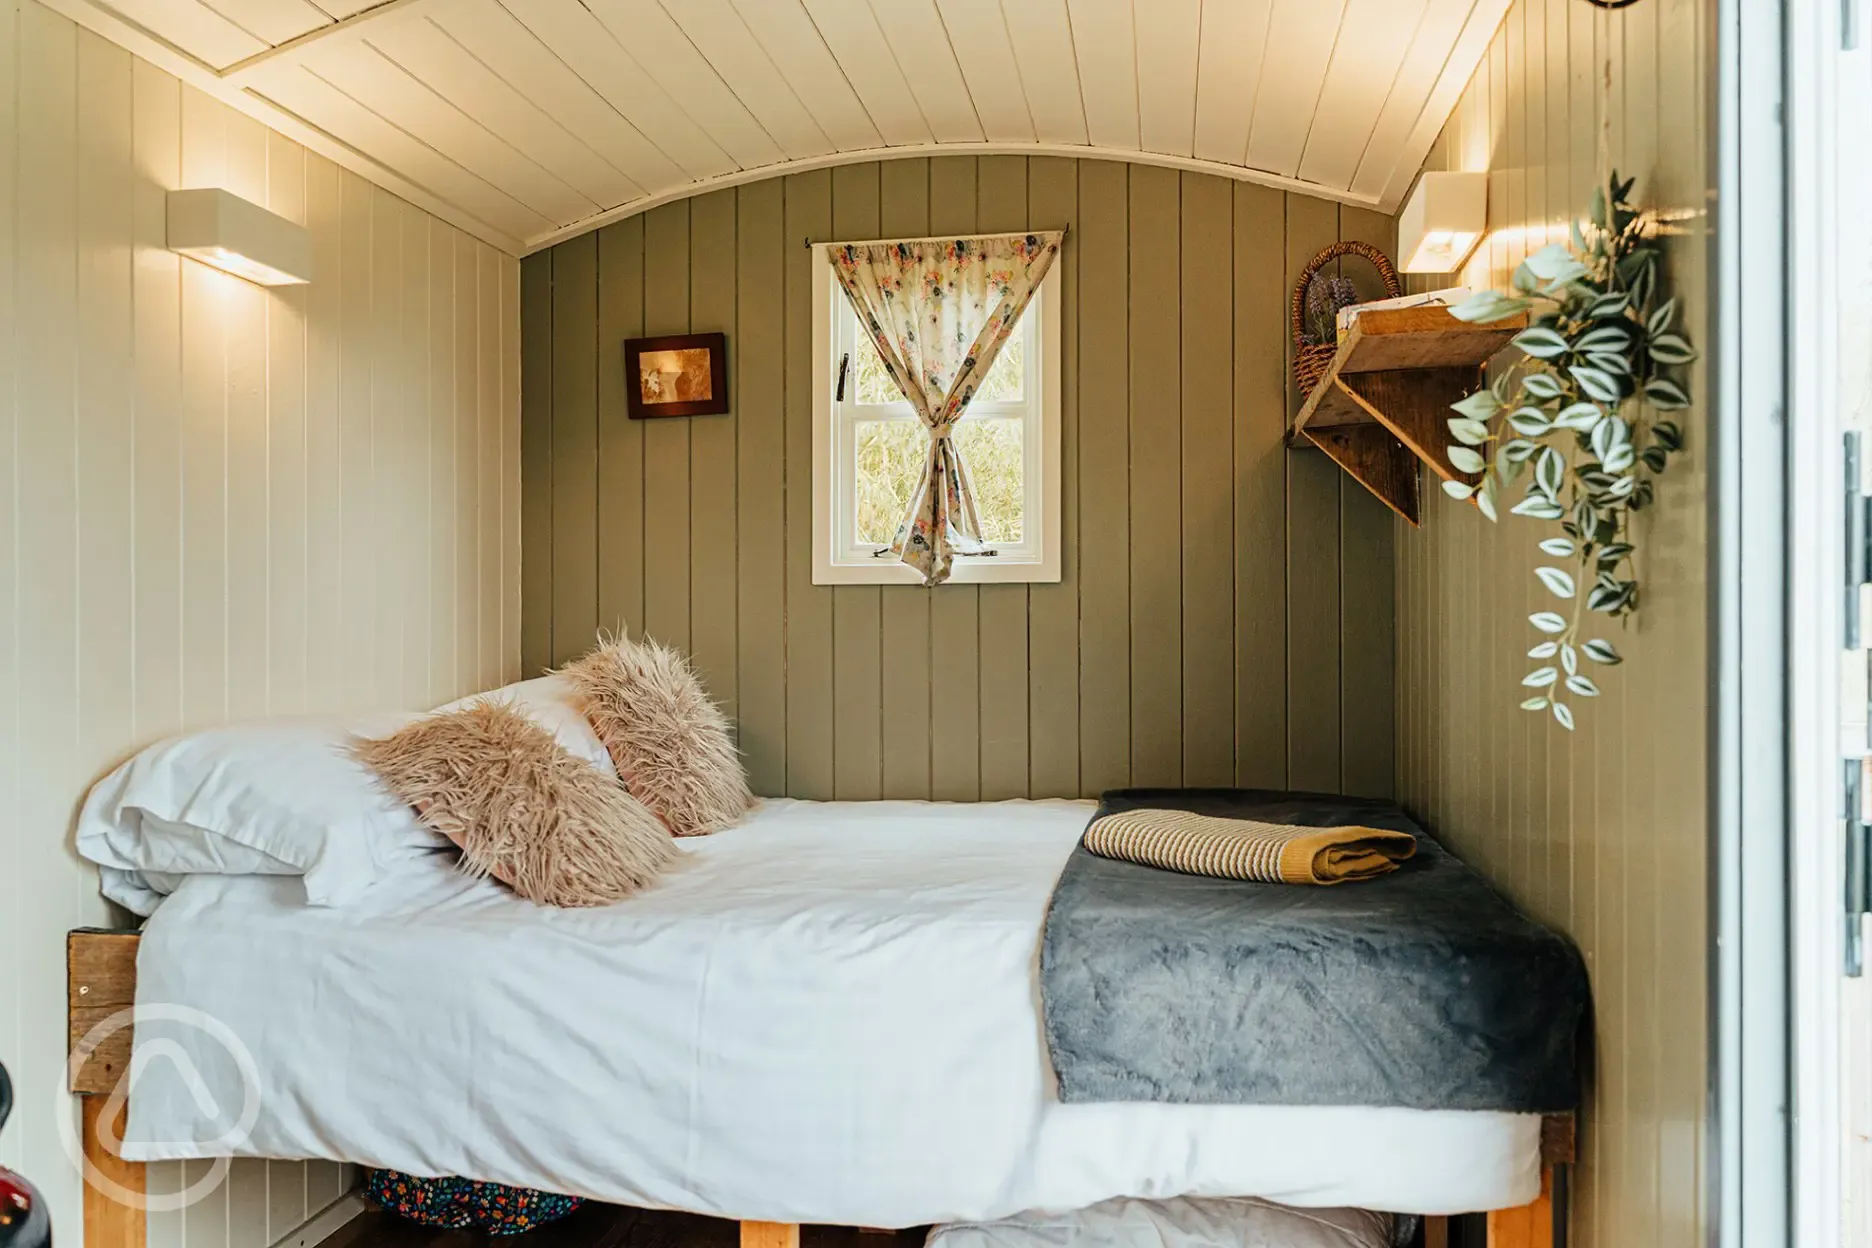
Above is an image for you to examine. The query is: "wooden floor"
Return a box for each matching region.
[325,1207,927,1248]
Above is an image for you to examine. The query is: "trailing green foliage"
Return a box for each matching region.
[1443,172,1694,731]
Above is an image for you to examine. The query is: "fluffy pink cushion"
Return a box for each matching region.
[557,634,753,837]
[354,700,676,907]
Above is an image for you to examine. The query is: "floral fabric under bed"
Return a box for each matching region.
[362,1167,583,1235]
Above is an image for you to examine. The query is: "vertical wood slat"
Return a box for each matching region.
[976,154,1031,802]
[1656,0,1707,1233]
[498,249,524,684]
[1026,156,1080,799]
[1179,170,1232,788]
[519,250,553,675]
[877,157,933,801]
[179,85,228,727]
[1336,204,1396,801]
[927,155,982,801]
[1284,195,1342,794]
[1621,7,1662,1239]
[74,27,135,830]
[1234,182,1287,790]
[131,58,183,735]
[596,216,646,641]
[783,169,835,799]
[1126,163,1182,789]
[830,161,883,801]
[400,197,432,710]
[225,113,273,721]
[735,180,787,794]
[371,188,405,705]
[688,188,739,724]
[269,129,308,722]
[643,201,693,651]
[549,229,598,665]
[1075,158,1131,796]
[452,230,478,695]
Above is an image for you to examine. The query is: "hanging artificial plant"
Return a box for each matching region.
[1443,172,1697,730]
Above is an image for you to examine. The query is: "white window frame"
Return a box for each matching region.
[810,241,1062,585]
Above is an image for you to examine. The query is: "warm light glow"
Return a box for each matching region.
[1403,230,1481,272]
[174,244,308,287]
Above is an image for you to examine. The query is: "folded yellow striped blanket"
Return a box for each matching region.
[1082,808,1416,884]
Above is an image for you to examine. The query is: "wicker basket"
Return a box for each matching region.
[1291,241,1401,395]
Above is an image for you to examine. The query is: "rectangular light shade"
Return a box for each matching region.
[167,188,312,286]
[1397,171,1487,274]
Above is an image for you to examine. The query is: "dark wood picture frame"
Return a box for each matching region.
[624,332,729,419]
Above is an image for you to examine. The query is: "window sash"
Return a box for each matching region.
[829,290,1044,565]
[811,250,1061,586]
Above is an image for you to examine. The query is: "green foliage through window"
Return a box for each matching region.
[855,419,1024,547]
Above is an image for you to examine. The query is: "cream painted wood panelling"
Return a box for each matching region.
[0,1,521,1243]
[32,0,1511,254]
[1392,0,1710,1243]
[519,155,1397,805]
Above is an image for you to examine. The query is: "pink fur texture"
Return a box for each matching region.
[557,634,753,837]
[354,700,677,907]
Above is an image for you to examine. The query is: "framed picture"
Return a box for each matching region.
[624,332,729,419]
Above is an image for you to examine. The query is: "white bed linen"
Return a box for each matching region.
[124,799,1540,1223]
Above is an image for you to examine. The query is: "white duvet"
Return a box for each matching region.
[122,799,1539,1224]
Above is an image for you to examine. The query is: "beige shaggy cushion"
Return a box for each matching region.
[558,634,752,837]
[353,700,677,907]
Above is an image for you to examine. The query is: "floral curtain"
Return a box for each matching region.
[829,232,1063,586]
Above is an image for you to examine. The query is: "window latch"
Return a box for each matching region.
[1848,760,1868,976]
[835,352,850,402]
[1848,433,1870,648]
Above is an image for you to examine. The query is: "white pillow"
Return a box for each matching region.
[435,675,617,778]
[78,677,618,916]
[77,710,429,916]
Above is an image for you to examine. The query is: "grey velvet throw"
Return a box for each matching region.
[1040,789,1589,1113]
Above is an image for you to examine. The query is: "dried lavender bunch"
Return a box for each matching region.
[1305,274,1360,345]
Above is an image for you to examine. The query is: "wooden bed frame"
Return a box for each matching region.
[68,929,1572,1248]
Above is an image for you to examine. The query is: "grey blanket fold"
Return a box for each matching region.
[1040,788,1589,1113]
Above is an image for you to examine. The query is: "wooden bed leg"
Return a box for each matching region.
[740,1221,802,1248]
[81,1096,146,1248]
[1485,1165,1555,1248]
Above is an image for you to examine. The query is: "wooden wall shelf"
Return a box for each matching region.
[1290,306,1527,525]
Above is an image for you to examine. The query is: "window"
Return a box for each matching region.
[811,246,1061,585]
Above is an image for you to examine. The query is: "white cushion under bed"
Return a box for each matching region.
[123,799,1540,1225]
[926,1196,1395,1248]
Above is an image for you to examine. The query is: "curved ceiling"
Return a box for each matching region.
[56,0,1510,254]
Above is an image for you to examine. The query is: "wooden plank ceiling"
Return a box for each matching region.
[60,0,1509,252]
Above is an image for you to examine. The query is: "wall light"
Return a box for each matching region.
[167,188,312,286]
[1397,172,1487,274]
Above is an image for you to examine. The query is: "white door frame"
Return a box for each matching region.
[1711,0,1793,1245]
[1784,0,1855,1244]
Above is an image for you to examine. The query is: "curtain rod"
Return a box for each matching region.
[802,225,1070,250]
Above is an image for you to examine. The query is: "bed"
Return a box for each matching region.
[66,798,1571,1248]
